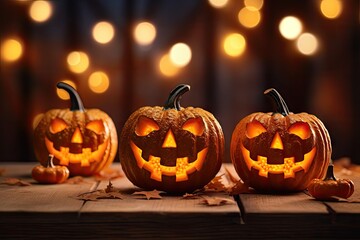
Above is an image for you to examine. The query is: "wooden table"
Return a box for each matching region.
[0,163,359,239]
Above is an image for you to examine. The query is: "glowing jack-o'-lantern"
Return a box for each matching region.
[34,82,118,176]
[230,88,331,192]
[120,84,224,193]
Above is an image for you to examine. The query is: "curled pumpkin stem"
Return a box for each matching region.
[264,88,290,116]
[57,82,85,112]
[163,84,190,110]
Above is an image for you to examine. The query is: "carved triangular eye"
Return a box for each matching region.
[246,120,267,138]
[50,118,68,134]
[182,118,204,136]
[288,122,311,140]
[135,116,160,136]
[86,120,105,134]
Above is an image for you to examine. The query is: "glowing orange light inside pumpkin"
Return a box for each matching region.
[135,116,160,136]
[289,122,311,139]
[270,132,284,150]
[162,129,177,148]
[50,119,68,134]
[182,118,204,136]
[71,128,83,143]
[246,120,267,138]
[86,120,105,134]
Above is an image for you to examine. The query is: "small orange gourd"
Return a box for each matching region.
[32,154,70,184]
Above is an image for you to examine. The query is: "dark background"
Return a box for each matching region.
[0,0,359,164]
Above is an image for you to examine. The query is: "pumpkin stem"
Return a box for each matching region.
[324,164,337,181]
[46,154,55,168]
[56,82,85,112]
[264,88,290,116]
[163,84,191,110]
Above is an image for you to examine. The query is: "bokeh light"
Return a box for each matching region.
[92,21,115,44]
[208,0,229,8]
[1,38,23,62]
[56,80,77,100]
[29,0,53,23]
[320,0,343,19]
[169,43,192,67]
[159,54,181,77]
[223,33,246,57]
[279,16,303,40]
[296,33,319,55]
[67,51,90,73]
[133,22,157,46]
[244,0,264,10]
[88,71,110,94]
[238,7,261,28]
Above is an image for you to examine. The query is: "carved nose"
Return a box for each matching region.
[270,132,283,150]
[71,127,83,144]
[162,129,177,148]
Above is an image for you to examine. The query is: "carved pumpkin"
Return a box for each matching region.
[230,88,332,192]
[120,84,224,193]
[34,82,118,176]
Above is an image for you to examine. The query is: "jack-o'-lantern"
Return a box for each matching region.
[120,84,224,193]
[34,82,118,176]
[230,88,331,192]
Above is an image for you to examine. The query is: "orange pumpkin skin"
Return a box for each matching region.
[34,82,118,176]
[120,85,224,193]
[32,155,70,184]
[230,89,332,192]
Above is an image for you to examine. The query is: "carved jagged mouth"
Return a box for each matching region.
[45,137,109,167]
[240,144,316,178]
[130,141,208,182]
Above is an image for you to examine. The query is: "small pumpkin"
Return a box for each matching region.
[308,164,354,200]
[120,84,224,193]
[230,88,332,192]
[34,82,118,176]
[32,154,70,184]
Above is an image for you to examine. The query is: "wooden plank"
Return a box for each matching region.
[79,165,242,239]
[0,162,98,238]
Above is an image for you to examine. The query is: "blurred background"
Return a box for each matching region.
[0,0,359,164]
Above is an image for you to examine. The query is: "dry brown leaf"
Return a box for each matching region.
[66,176,92,184]
[228,180,253,195]
[76,181,123,201]
[225,167,240,184]
[94,168,124,181]
[1,178,31,186]
[182,192,202,199]
[200,195,235,206]
[132,189,164,200]
[205,175,227,192]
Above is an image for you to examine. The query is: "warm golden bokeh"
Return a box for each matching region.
[238,6,261,28]
[279,16,303,40]
[244,0,264,10]
[88,71,110,94]
[1,38,23,62]
[208,0,228,8]
[223,33,246,57]
[320,0,343,19]
[169,43,192,67]
[159,54,181,77]
[133,22,157,46]
[29,0,53,23]
[296,33,319,56]
[92,21,115,44]
[67,51,90,73]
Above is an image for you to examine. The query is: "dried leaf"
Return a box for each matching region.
[94,168,124,181]
[1,178,31,186]
[228,180,253,195]
[182,192,202,199]
[225,167,240,184]
[132,190,164,200]
[205,175,227,192]
[76,181,123,201]
[66,176,91,184]
[200,195,235,206]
